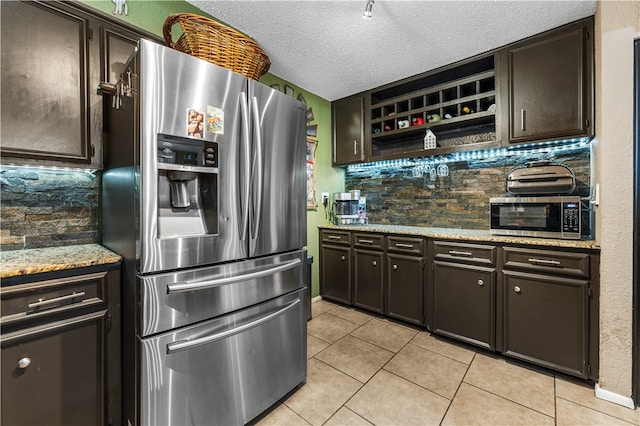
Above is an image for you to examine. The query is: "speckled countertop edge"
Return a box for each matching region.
[0,244,122,279]
[318,224,600,250]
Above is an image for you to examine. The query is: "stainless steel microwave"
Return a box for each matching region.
[489,196,584,240]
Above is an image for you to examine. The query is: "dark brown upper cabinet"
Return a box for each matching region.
[333,95,365,165]
[506,17,594,144]
[0,1,159,169]
[1,1,93,166]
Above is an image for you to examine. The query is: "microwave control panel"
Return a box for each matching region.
[562,202,580,233]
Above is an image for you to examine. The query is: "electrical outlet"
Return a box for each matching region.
[321,192,329,206]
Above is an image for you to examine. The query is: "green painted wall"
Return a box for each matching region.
[78,0,344,297]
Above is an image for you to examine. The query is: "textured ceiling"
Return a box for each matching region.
[187,1,596,101]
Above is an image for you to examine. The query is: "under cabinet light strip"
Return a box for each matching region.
[346,137,592,172]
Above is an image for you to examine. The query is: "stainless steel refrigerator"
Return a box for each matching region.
[102,39,308,426]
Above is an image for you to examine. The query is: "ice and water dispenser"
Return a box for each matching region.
[156,134,219,237]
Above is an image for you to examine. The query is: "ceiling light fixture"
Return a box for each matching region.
[363,0,374,19]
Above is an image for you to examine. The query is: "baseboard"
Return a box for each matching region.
[311,295,322,303]
[595,383,636,409]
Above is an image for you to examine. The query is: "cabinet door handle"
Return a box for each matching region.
[448,250,472,257]
[17,357,31,369]
[353,139,358,156]
[392,264,398,270]
[520,108,525,131]
[396,243,414,249]
[358,239,374,244]
[328,235,341,240]
[477,279,484,286]
[340,255,346,261]
[372,260,377,266]
[28,291,86,309]
[514,286,521,293]
[527,258,561,266]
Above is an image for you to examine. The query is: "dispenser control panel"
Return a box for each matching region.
[157,134,218,168]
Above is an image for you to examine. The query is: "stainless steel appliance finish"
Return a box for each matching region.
[102,39,307,426]
[506,163,576,195]
[140,289,306,426]
[138,251,305,336]
[490,196,583,239]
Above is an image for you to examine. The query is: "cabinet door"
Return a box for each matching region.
[508,21,592,143]
[387,253,423,325]
[320,244,352,305]
[333,96,364,165]
[354,248,384,313]
[433,261,495,349]
[502,270,589,378]
[1,310,107,426]
[0,1,92,164]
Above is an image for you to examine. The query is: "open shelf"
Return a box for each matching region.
[367,54,498,160]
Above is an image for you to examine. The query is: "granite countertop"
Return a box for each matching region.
[318,224,600,250]
[0,244,122,279]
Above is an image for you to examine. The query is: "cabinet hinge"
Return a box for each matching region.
[588,286,592,298]
[88,28,94,41]
[585,30,590,41]
[587,363,591,374]
[91,144,96,157]
[585,119,590,128]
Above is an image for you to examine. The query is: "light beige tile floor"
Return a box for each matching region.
[254,299,640,426]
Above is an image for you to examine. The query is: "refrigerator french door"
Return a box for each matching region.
[101,39,308,426]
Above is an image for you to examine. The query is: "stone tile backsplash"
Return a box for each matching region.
[345,148,591,229]
[0,166,99,251]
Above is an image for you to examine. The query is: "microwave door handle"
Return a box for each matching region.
[250,96,263,241]
[167,297,300,354]
[166,257,302,294]
[239,92,251,242]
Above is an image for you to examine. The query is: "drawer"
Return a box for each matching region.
[321,230,351,245]
[353,233,384,250]
[1,272,109,327]
[387,236,425,256]
[502,247,590,278]
[433,241,497,266]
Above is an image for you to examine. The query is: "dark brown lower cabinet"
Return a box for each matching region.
[387,253,423,325]
[354,248,384,313]
[0,264,121,426]
[320,243,352,305]
[502,270,589,378]
[433,261,496,349]
[1,311,107,425]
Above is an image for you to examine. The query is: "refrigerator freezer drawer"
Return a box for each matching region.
[139,250,306,336]
[138,289,307,426]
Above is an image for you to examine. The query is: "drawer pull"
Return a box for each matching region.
[327,235,342,240]
[28,291,86,309]
[477,279,484,286]
[358,239,374,244]
[340,255,346,261]
[17,357,31,369]
[396,243,414,249]
[514,286,522,293]
[449,250,473,257]
[392,264,398,270]
[528,258,561,266]
[372,260,377,266]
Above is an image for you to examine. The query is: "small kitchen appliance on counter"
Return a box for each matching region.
[333,190,367,225]
[490,162,593,240]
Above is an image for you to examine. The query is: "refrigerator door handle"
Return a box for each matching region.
[166,257,302,294]
[166,297,301,354]
[250,96,264,240]
[239,92,251,242]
